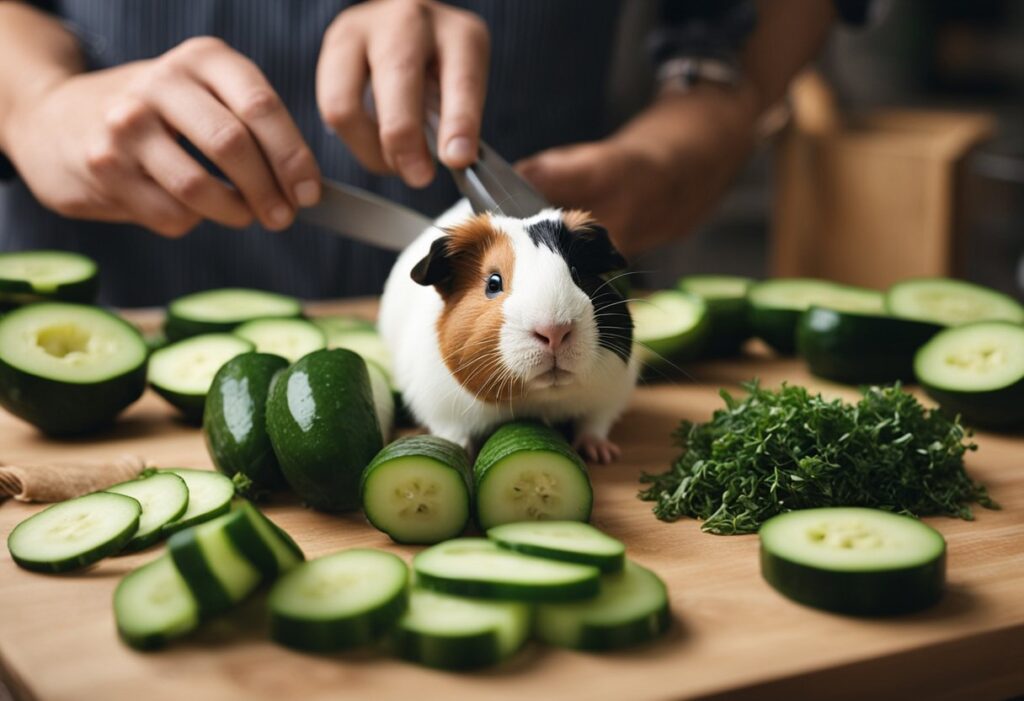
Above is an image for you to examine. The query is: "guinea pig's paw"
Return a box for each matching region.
[573,433,621,465]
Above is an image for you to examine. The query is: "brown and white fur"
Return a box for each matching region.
[378,200,638,463]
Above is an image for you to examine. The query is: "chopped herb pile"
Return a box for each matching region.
[639,381,997,534]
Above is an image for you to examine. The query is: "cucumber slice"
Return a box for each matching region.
[106,472,189,552]
[886,278,1024,327]
[0,303,147,435]
[360,436,471,544]
[7,492,141,573]
[233,318,326,363]
[535,560,671,650]
[759,507,946,615]
[749,279,884,355]
[223,501,304,579]
[269,549,408,652]
[148,333,254,422]
[312,315,375,336]
[164,287,302,341]
[393,589,530,670]
[677,274,754,357]
[366,362,395,442]
[322,327,394,382]
[0,250,99,306]
[160,468,235,534]
[914,321,1024,428]
[487,521,625,573]
[474,422,592,530]
[413,538,600,602]
[630,290,708,364]
[167,511,262,618]
[114,554,200,650]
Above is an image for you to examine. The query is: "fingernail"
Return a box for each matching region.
[396,154,433,188]
[268,204,292,228]
[294,179,321,207]
[444,137,475,164]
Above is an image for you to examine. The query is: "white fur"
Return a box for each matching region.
[378,199,638,450]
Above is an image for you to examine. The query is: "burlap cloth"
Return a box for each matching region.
[0,454,147,502]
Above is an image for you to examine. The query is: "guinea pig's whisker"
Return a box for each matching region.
[590,270,650,296]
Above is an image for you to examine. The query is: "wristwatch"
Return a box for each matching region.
[656,56,740,94]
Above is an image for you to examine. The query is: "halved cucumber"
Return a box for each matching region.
[677,274,754,357]
[366,362,395,442]
[535,560,671,650]
[393,589,530,670]
[312,315,375,337]
[0,250,99,306]
[106,472,189,552]
[148,333,254,421]
[322,326,394,382]
[474,422,592,529]
[233,318,326,363]
[164,287,302,341]
[360,436,471,544]
[114,554,200,651]
[413,538,600,602]
[914,321,1024,428]
[7,492,141,573]
[160,468,234,534]
[269,549,408,652]
[487,521,625,573]
[630,290,708,364]
[886,278,1024,327]
[759,507,946,615]
[223,501,304,579]
[749,279,884,355]
[0,303,147,435]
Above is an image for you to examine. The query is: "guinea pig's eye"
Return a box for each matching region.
[485,273,503,298]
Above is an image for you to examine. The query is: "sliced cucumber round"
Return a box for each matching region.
[360,436,471,545]
[393,588,530,670]
[164,287,302,341]
[759,507,946,615]
[0,250,99,306]
[487,521,625,573]
[677,274,754,357]
[413,538,600,602]
[233,318,325,363]
[114,554,199,651]
[269,549,408,652]
[148,333,254,422]
[106,472,189,552]
[223,501,304,579]
[914,321,1024,428]
[886,277,1024,327]
[160,468,235,534]
[630,290,708,365]
[0,303,147,435]
[535,560,671,650]
[474,422,592,529]
[7,492,141,573]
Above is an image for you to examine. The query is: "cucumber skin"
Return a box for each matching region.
[474,422,589,493]
[797,307,943,385]
[749,307,802,355]
[677,276,754,357]
[167,526,234,618]
[223,502,304,579]
[159,469,235,535]
[203,353,290,494]
[393,626,508,670]
[114,555,200,651]
[151,385,208,424]
[110,473,190,553]
[271,592,407,653]
[0,276,99,307]
[539,603,671,652]
[415,567,600,602]
[490,538,624,574]
[760,546,946,616]
[164,311,302,342]
[920,381,1024,430]
[266,349,383,513]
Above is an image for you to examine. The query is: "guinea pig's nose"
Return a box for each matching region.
[533,323,574,353]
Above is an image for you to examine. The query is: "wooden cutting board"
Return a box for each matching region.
[1,302,1022,701]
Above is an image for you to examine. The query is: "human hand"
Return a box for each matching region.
[2,37,321,237]
[317,0,490,188]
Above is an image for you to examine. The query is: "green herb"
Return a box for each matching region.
[638,381,997,534]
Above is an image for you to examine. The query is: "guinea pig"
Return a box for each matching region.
[377,199,638,463]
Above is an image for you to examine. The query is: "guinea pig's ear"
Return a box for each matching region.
[410,235,453,288]
[563,212,627,274]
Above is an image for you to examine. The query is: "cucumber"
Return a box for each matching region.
[487,521,625,573]
[759,507,946,615]
[0,250,99,306]
[106,472,189,552]
[360,436,471,544]
[393,589,530,670]
[914,321,1024,428]
[748,279,884,355]
[366,362,395,442]
[474,422,592,530]
[886,278,1024,327]
[312,315,375,336]
[223,501,304,579]
[535,560,671,650]
[160,468,235,534]
[0,303,147,435]
[167,511,263,618]
[413,538,600,602]
[266,349,383,513]
[203,352,289,494]
[269,549,408,652]
[148,333,254,422]
[114,554,200,651]
[233,318,326,363]
[322,326,394,383]
[797,306,943,384]
[630,290,708,365]
[677,274,754,356]
[164,287,302,341]
[7,492,141,573]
